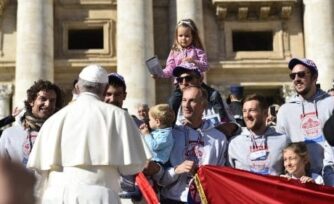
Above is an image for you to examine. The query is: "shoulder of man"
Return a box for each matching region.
[265,127,289,140]
[202,85,224,105]
[229,127,249,141]
[0,125,26,148]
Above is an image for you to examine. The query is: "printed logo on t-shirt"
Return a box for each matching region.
[248,144,270,175]
[185,140,204,166]
[300,112,324,143]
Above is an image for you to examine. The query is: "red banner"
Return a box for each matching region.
[136,172,159,204]
[194,165,334,204]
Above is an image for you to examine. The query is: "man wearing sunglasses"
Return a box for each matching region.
[276,58,334,186]
[168,62,238,138]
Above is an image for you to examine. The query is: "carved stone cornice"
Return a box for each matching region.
[0,0,8,16]
[59,0,116,6]
[212,0,297,20]
[0,83,13,98]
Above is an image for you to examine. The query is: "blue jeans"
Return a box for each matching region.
[323,164,334,186]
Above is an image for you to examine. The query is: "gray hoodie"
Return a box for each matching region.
[276,89,334,174]
[228,127,289,175]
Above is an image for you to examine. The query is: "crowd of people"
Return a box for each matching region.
[0,18,333,204]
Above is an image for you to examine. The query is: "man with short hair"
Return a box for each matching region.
[27,65,151,204]
[228,85,245,127]
[276,58,334,186]
[104,73,127,108]
[132,103,150,127]
[137,104,149,122]
[0,80,63,165]
[156,85,228,203]
[229,94,289,175]
[169,62,238,137]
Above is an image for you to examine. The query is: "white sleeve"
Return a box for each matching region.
[0,131,10,159]
[275,109,286,134]
[118,163,147,176]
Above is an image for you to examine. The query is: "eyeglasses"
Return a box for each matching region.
[176,75,194,83]
[289,71,310,80]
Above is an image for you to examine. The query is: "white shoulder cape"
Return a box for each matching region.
[27,93,151,170]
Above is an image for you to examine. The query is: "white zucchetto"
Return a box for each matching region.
[79,64,108,84]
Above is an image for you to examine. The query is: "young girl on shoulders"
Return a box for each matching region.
[281,142,324,185]
[160,18,208,78]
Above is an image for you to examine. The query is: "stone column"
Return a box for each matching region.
[0,83,13,119]
[176,0,207,82]
[176,0,205,43]
[15,0,54,106]
[303,0,334,90]
[0,0,9,57]
[117,0,155,115]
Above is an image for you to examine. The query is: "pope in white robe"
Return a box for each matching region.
[27,64,151,204]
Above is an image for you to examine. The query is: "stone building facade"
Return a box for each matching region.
[0,0,333,117]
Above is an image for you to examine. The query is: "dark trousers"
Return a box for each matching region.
[160,198,186,204]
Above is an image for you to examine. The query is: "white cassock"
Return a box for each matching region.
[27,92,152,204]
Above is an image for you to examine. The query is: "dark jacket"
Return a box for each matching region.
[0,115,15,129]
[324,111,334,146]
[0,115,15,136]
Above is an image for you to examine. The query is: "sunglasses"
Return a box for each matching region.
[289,71,310,80]
[176,75,194,83]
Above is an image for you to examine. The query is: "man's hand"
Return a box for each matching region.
[143,161,161,176]
[175,160,196,175]
[12,107,22,117]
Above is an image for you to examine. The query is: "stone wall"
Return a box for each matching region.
[0,0,331,115]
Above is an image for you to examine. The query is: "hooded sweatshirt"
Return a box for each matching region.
[228,127,289,175]
[276,89,334,174]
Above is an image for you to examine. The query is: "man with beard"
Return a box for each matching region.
[134,103,150,126]
[228,94,288,175]
[0,80,63,165]
[104,72,146,201]
[276,58,334,186]
[104,73,127,108]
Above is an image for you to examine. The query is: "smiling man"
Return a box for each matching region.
[156,86,228,203]
[228,94,289,175]
[276,58,334,186]
[27,65,151,204]
[0,80,63,165]
[104,73,127,108]
[168,62,238,138]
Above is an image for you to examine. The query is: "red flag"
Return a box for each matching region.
[194,165,334,204]
[136,172,159,204]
